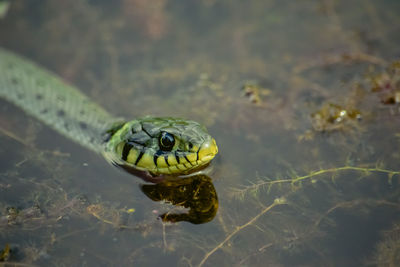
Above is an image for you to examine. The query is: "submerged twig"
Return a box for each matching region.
[197,197,287,267]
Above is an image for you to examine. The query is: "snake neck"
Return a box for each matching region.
[0,48,117,153]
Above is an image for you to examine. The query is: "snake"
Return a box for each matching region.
[0,48,218,179]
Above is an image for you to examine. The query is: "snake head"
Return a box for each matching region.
[103,117,218,177]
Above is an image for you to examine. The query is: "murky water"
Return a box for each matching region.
[1,0,400,266]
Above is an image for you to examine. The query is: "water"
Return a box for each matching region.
[1,0,400,266]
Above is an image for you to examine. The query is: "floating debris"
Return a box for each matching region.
[0,244,10,261]
[311,103,362,132]
[2,205,42,226]
[370,61,400,105]
[241,81,271,107]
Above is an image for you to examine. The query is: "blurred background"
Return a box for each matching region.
[0,0,400,266]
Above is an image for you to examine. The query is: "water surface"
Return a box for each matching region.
[1,0,400,266]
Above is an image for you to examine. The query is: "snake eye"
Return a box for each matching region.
[159,132,175,151]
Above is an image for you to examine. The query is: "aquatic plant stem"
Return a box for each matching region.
[238,166,400,197]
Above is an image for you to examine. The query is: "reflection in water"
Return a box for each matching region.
[141,175,218,224]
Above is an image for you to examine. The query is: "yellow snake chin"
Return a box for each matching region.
[151,138,218,175]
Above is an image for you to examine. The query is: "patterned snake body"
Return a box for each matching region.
[0,48,218,177]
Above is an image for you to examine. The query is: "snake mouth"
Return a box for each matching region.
[112,138,218,180]
[198,138,218,163]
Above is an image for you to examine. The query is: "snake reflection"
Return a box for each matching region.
[141,175,218,224]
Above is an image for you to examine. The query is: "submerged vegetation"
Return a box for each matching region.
[0,0,400,266]
[372,223,400,267]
